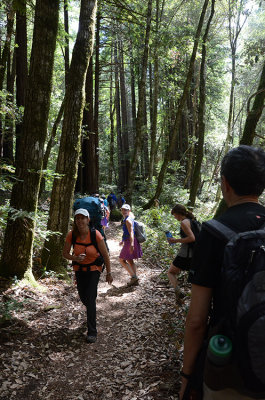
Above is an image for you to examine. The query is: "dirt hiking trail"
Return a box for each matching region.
[0,222,184,400]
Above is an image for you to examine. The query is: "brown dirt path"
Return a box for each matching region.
[0,222,184,400]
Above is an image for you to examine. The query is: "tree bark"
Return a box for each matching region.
[39,98,65,197]
[82,59,95,194]
[240,60,265,145]
[3,41,16,163]
[42,0,97,272]
[0,4,14,157]
[64,0,70,87]
[108,44,115,184]
[14,0,28,164]
[114,39,124,191]
[129,39,136,148]
[0,0,60,279]
[188,0,215,208]
[119,40,130,188]
[143,0,210,210]
[224,0,248,153]
[92,10,100,192]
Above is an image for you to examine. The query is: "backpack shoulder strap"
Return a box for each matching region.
[90,226,99,252]
[203,219,236,242]
[71,231,76,247]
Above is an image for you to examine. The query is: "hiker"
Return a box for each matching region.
[117,194,126,208]
[107,192,118,210]
[100,198,110,233]
[119,204,142,286]
[167,204,198,303]
[63,208,113,344]
[101,194,109,208]
[179,145,265,400]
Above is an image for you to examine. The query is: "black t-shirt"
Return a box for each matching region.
[189,202,265,324]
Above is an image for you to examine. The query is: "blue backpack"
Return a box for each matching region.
[73,197,104,234]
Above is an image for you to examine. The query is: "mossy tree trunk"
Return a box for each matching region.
[0,0,60,279]
[240,60,265,146]
[42,0,97,273]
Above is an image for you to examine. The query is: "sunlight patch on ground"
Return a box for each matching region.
[107,238,121,255]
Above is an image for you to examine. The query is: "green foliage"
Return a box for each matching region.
[0,298,25,325]
[110,209,123,221]
[138,205,180,271]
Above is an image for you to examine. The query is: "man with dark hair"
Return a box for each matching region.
[179,145,265,400]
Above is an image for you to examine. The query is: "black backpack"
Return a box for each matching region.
[204,219,265,394]
[71,227,104,271]
[188,219,201,250]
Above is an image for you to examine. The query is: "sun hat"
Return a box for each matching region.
[121,204,131,210]
[74,208,89,218]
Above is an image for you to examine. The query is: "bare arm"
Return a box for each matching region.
[62,241,85,263]
[126,218,134,249]
[169,219,195,244]
[179,284,212,399]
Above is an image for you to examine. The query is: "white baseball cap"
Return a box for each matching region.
[121,204,131,210]
[74,208,90,218]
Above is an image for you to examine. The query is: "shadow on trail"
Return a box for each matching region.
[101,283,138,297]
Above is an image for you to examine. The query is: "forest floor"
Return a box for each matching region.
[0,222,189,400]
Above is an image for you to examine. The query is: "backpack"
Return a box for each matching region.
[190,219,201,241]
[188,219,201,251]
[134,220,147,243]
[204,219,265,394]
[71,226,105,271]
[73,196,103,233]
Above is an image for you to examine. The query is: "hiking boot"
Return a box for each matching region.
[175,288,185,305]
[127,276,139,287]
[86,335,97,343]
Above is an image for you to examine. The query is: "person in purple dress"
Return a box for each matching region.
[119,204,142,286]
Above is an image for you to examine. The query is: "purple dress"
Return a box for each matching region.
[119,217,143,260]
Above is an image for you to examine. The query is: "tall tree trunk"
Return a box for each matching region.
[82,59,95,194]
[42,0,97,272]
[119,40,130,188]
[39,98,65,197]
[143,0,210,210]
[143,86,149,178]
[108,45,115,184]
[3,46,16,163]
[126,0,152,204]
[64,0,70,87]
[0,4,14,157]
[129,40,136,147]
[188,0,215,209]
[92,10,100,193]
[114,40,124,191]
[14,0,27,164]
[0,0,60,279]
[224,0,248,153]
[240,60,265,145]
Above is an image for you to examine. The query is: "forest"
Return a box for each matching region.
[0,0,264,281]
[0,0,264,397]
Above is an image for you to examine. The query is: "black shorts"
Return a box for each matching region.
[172,255,192,271]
